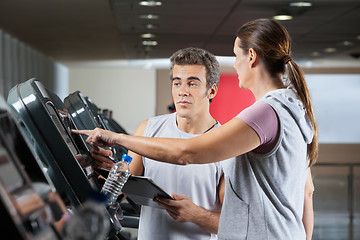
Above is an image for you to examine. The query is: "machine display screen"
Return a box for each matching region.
[45,103,79,156]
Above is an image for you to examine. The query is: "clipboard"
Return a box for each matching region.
[122,175,174,208]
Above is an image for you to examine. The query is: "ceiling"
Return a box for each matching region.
[0,0,359,63]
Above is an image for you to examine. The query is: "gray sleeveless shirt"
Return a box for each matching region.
[218,89,314,240]
[138,113,224,240]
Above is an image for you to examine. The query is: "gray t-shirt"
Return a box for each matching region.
[138,113,225,240]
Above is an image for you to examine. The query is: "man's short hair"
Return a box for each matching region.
[169,47,220,90]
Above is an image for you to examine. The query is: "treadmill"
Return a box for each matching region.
[0,95,63,239]
[7,79,98,207]
[64,91,139,228]
[101,108,128,135]
[8,79,138,236]
[64,91,127,160]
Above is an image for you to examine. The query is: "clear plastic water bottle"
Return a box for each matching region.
[101,153,132,205]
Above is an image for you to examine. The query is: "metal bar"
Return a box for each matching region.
[348,166,354,240]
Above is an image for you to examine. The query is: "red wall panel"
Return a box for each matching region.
[210,74,255,124]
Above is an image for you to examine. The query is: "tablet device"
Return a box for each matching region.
[122,175,174,208]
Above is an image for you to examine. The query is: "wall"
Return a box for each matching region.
[306,74,360,143]
[156,69,172,116]
[0,28,68,99]
[69,67,156,134]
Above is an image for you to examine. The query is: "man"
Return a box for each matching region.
[91,47,227,239]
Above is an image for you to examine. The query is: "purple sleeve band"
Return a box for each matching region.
[236,101,279,154]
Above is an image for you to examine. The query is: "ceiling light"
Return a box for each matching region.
[142,40,158,46]
[139,1,162,6]
[139,14,159,20]
[273,14,293,21]
[324,47,337,53]
[141,33,156,38]
[311,51,321,57]
[145,23,159,29]
[273,10,293,21]
[289,2,312,7]
[342,41,353,46]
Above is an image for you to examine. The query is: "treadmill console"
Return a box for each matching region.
[7,79,99,206]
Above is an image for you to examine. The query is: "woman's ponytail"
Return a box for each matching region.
[286,60,318,167]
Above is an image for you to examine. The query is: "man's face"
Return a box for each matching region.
[171,64,212,119]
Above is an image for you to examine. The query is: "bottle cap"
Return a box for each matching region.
[88,189,109,203]
[122,153,133,163]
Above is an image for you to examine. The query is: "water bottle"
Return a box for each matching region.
[101,153,132,205]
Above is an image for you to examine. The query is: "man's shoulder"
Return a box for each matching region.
[147,113,176,127]
[148,112,175,122]
[144,113,176,137]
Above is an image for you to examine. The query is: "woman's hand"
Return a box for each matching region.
[72,128,120,151]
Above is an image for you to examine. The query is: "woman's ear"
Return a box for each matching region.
[248,48,258,68]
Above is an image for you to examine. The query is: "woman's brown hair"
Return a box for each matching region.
[236,19,318,167]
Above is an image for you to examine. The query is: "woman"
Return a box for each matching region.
[74,19,317,240]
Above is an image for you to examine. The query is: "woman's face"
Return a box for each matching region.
[233,37,251,89]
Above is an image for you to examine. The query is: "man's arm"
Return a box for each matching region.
[303,168,314,240]
[128,120,147,176]
[155,174,225,234]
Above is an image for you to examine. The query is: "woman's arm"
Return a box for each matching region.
[86,120,147,175]
[303,169,314,240]
[73,117,260,165]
